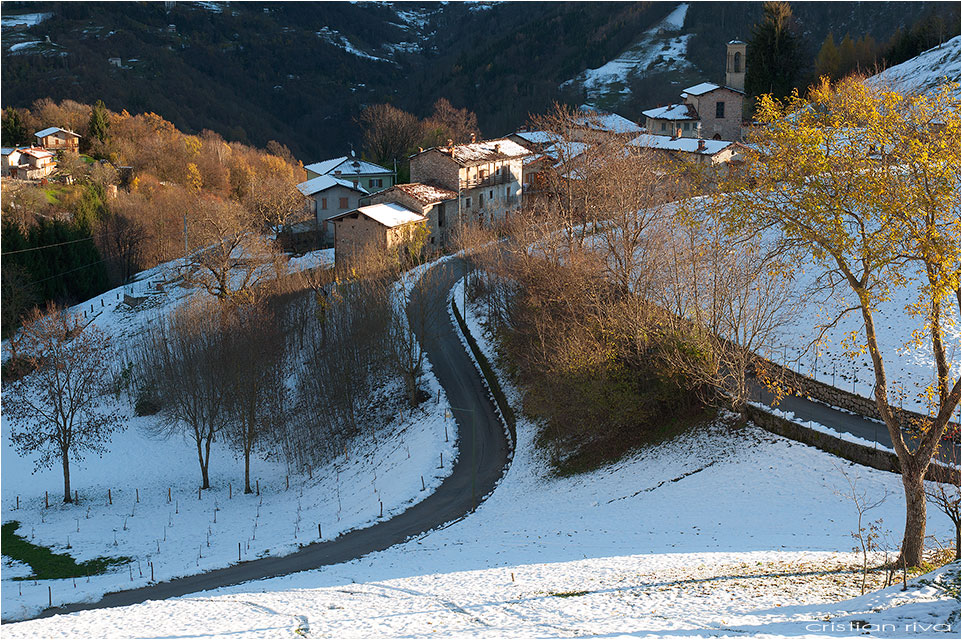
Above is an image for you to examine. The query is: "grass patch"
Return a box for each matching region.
[1,521,131,580]
[43,186,67,204]
[549,590,590,598]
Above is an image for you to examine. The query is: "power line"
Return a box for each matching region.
[25,256,109,287]
[2,234,100,256]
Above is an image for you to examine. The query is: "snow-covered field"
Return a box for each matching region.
[1,249,461,621]
[562,3,693,104]
[4,276,956,638]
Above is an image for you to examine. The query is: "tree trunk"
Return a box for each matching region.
[899,467,927,567]
[61,452,72,504]
[194,432,210,490]
[244,445,252,494]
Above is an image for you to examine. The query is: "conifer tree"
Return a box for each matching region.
[745,1,801,99]
[89,99,110,145]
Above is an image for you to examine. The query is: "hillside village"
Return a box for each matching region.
[0,8,960,640]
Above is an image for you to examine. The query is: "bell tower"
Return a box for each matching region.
[726,40,747,91]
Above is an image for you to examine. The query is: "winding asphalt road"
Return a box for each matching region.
[27,257,510,622]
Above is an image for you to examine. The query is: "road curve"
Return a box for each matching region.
[27,257,510,622]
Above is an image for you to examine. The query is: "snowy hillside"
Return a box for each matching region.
[868,35,961,96]
[1,250,461,621]
[562,3,694,108]
[2,279,956,637]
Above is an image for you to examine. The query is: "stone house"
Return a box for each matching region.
[34,127,81,153]
[629,134,747,166]
[409,137,529,228]
[367,182,458,249]
[679,82,745,141]
[304,154,395,194]
[329,203,427,266]
[296,174,368,238]
[641,103,702,138]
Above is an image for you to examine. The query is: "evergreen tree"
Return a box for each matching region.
[2,107,28,147]
[89,99,110,145]
[745,1,801,99]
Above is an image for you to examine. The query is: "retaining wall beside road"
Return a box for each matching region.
[746,404,960,485]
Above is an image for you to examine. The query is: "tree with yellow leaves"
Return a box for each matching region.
[727,76,960,567]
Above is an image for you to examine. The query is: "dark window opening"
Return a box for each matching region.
[715,101,725,119]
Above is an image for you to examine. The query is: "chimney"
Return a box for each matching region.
[334,170,341,176]
[672,128,681,140]
[447,139,454,158]
[697,139,706,151]
[418,147,423,153]
[470,133,476,143]
[494,143,501,154]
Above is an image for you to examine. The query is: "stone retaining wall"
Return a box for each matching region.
[752,357,960,433]
[746,404,960,485]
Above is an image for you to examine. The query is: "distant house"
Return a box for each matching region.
[296,174,368,238]
[507,130,559,153]
[329,203,427,266]
[304,153,395,194]
[34,127,81,153]
[678,82,744,140]
[641,103,701,138]
[521,141,589,194]
[571,106,644,141]
[409,137,529,228]
[367,182,459,248]
[4,146,56,179]
[630,134,747,166]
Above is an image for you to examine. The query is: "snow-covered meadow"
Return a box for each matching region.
[2,278,956,638]
[1,249,460,620]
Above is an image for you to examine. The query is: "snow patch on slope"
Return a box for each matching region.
[867,35,961,96]
[563,3,693,103]
[317,26,393,64]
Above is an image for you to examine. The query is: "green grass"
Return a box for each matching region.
[43,186,67,204]
[1,521,131,581]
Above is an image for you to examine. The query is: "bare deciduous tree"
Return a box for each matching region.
[4,305,122,503]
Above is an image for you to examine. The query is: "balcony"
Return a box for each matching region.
[460,172,513,191]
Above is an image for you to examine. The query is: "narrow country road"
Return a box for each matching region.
[28,257,510,622]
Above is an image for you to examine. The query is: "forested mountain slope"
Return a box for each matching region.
[2,1,957,161]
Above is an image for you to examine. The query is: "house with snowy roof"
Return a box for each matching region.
[640,82,744,142]
[572,106,644,140]
[507,130,560,153]
[367,182,459,248]
[329,202,427,266]
[296,174,369,238]
[409,136,529,228]
[34,127,80,153]
[629,134,747,166]
[304,152,395,194]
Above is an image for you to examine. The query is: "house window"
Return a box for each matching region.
[660,122,667,131]
[479,193,484,207]
[438,203,445,228]
[715,101,725,118]
[683,122,689,131]
[489,190,493,199]
[733,51,742,73]
[339,197,349,208]
[506,187,510,197]
[369,178,382,189]
[464,196,471,209]
[320,197,328,210]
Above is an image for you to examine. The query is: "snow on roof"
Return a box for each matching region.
[296,174,366,196]
[391,182,458,205]
[1,148,14,155]
[424,138,532,166]
[642,103,699,121]
[630,134,736,155]
[34,126,80,139]
[867,35,961,97]
[331,202,426,228]
[728,39,746,45]
[513,130,559,145]
[681,82,722,96]
[576,106,643,133]
[305,156,393,177]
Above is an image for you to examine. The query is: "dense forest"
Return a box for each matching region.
[2,1,957,163]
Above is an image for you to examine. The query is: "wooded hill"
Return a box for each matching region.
[2,1,957,162]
